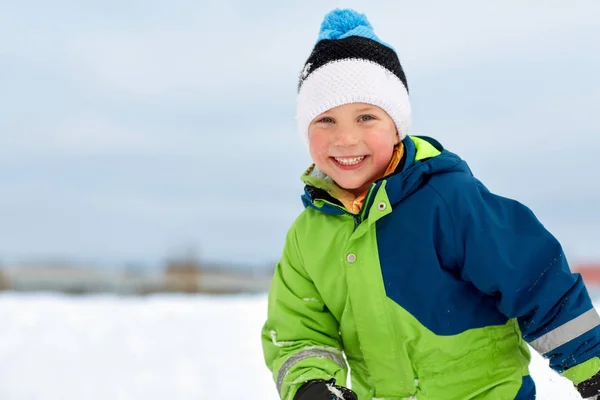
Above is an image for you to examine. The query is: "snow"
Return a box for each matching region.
[0,292,587,399]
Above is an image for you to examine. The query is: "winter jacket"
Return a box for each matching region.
[261,136,600,400]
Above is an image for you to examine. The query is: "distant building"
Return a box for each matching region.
[0,260,272,295]
[163,254,273,294]
[164,259,202,293]
[197,269,272,294]
[574,263,600,285]
[0,265,164,294]
[0,269,9,291]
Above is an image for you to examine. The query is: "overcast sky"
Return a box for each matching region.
[1,1,599,269]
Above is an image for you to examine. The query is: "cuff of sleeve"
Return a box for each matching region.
[282,368,347,400]
[576,370,600,398]
[287,371,347,400]
[563,357,600,384]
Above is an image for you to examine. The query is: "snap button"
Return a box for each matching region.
[377,202,387,211]
[346,253,357,263]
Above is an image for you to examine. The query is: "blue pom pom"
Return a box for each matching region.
[316,8,393,50]
[319,9,372,39]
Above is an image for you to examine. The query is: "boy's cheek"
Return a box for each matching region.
[308,135,329,158]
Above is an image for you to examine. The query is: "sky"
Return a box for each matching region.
[1,1,599,270]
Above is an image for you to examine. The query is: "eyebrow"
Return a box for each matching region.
[355,106,377,113]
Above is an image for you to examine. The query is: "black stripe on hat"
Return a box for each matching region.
[298,36,408,92]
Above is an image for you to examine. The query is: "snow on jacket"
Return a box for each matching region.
[261,136,600,400]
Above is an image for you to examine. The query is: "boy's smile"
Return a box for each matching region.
[332,155,367,168]
[331,156,367,171]
[308,102,399,196]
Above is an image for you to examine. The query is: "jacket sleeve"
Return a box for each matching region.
[440,175,600,386]
[261,225,348,400]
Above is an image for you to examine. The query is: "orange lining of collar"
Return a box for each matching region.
[338,142,405,214]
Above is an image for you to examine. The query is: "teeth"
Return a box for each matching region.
[334,156,365,166]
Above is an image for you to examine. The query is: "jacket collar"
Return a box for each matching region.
[300,143,405,215]
[301,136,468,217]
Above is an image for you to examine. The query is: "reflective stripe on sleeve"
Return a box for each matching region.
[530,309,600,354]
[276,348,346,394]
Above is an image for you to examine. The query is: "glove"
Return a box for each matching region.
[576,370,600,399]
[293,378,358,400]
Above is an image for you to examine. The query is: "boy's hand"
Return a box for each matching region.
[577,370,600,399]
[293,378,358,400]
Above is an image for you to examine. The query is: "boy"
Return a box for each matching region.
[261,8,600,400]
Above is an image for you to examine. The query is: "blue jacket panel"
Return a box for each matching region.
[373,136,600,373]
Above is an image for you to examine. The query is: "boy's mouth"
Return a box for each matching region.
[331,156,368,169]
[333,156,365,165]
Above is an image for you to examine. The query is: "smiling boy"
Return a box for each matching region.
[261,8,600,400]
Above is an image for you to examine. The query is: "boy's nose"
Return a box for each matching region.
[332,128,360,147]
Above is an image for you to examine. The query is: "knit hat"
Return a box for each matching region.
[297,9,411,147]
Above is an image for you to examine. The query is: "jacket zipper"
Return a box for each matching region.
[310,182,379,231]
[353,183,377,232]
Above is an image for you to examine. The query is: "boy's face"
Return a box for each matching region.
[308,102,399,196]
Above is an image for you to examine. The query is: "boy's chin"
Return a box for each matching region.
[338,182,362,190]
[338,180,369,195]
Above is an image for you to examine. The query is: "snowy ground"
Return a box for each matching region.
[0,292,587,399]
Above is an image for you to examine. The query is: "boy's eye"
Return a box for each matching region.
[359,115,374,122]
[318,117,334,123]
